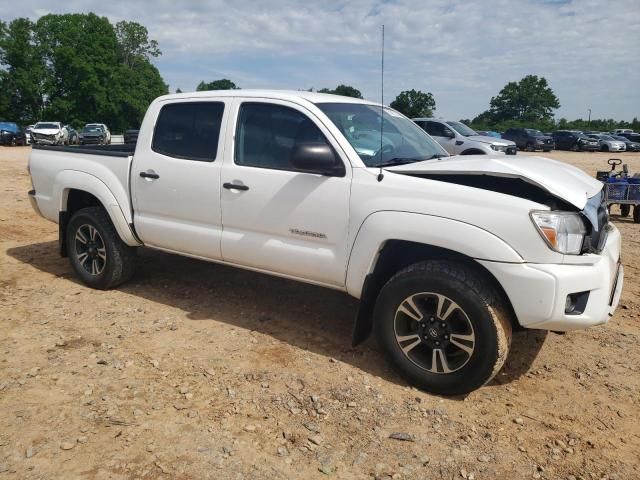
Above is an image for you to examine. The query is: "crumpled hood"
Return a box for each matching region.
[32,128,61,135]
[467,135,515,146]
[386,154,602,209]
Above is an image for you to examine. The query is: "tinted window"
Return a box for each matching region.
[236,103,331,171]
[424,121,449,137]
[153,102,224,161]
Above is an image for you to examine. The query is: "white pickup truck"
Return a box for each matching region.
[28,90,623,395]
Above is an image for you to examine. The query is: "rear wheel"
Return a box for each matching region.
[66,207,136,289]
[373,261,512,396]
[634,206,640,224]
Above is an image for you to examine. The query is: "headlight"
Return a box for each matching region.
[491,144,507,152]
[530,211,587,255]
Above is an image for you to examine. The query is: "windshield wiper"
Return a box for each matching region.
[374,154,445,168]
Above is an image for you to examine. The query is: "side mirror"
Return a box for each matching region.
[444,129,455,139]
[290,143,344,176]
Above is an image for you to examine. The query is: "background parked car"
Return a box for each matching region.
[123,129,139,144]
[476,130,502,138]
[413,118,517,155]
[0,122,28,146]
[31,122,68,145]
[502,128,555,152]
[586,133,626,152]
[611,134,640,151]
[84,123,111,144]
[610,129,634,135]
[619,132,640,143]
[79,125,108,145]
[551,130,599,151]
[24,124,35,144]
[64,126,80,145]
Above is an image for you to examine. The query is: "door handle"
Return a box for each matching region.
[223,182,249,191]
[139,171,159,179]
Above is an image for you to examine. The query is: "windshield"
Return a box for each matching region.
[599,135,615,141]
[611,135,627,141]
[446,121,477,137]
[0,122,19,132]
[525,129,545,137]
[34,123,60,130]
[82,127,102,133]
[316,103,447,167]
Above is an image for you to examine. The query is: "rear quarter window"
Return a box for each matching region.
[152,102,225,162]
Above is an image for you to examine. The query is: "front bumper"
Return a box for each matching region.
[607,144,626,152]
[479,225,623,331]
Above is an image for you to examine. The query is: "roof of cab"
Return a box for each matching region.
[154,89,380,106]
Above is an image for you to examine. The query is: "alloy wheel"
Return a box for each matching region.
[394,292,475,374]
[74,224,107,276]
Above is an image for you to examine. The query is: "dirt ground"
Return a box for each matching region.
[1,147,639,480]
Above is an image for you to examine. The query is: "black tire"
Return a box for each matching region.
[634,206,640,224]
[543,149,551,152]
[571,142,580,152]
[620,204,631,217]
[373,260,512,396]
[525,142,534,152]
[602,145,609,152]
[66,207,135,289]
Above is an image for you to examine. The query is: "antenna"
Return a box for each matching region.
[377,24,385,182]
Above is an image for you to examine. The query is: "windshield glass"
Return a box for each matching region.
[82,127,101,133]
[525,129,545,137]
[35,123,60,130]
[599,135,614,141]
[446,121,477,137]
[316,103,447,167]
[0,122,19,132]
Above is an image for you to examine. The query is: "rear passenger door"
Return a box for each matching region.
[219,99,352,287]
[131,100,229,259]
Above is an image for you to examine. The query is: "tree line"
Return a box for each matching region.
[1,15,636,133]
[0,14,167,131]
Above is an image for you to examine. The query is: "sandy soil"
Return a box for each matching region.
[1,147,639,480]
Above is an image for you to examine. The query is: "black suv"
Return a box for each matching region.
[502,128,554,152]
[551,130,600,151]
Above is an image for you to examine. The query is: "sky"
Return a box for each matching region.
[2,0,639,121]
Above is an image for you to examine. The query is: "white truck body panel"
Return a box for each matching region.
[28,89,622,332]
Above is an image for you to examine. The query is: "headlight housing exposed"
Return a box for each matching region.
[530,211,587,254]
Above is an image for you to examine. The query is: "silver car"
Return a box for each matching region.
[587,134,626,152]
[413,118,517,155]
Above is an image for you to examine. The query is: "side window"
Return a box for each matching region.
[424,121,447,137]
[235,102,332,171]
[152,102,224,162]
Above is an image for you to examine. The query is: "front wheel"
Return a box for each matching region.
[66,207,136,289]
[525,142,534,152]
[373,261,512,396]
[633,206,640,224]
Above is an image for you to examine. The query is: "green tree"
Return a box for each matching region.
[0,18,46,124]
[196,79,239,91]
[0,14,167,130]
[114,20,161,68]
[487,75,560,123]
[318,84,363,99]
[390,89,436,118]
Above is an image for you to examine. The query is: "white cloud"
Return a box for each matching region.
[1,0,639,120]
